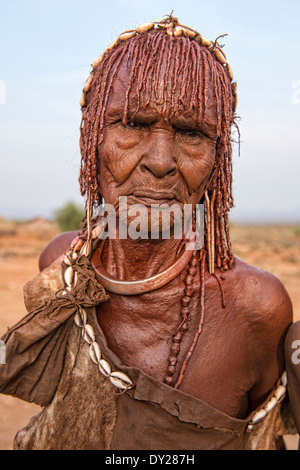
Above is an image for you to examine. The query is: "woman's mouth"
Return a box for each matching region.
[131,190,179,206]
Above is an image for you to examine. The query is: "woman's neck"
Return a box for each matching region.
[101,236,186,281]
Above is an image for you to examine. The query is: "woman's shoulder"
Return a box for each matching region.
[215,256,293,333]
[38,230,80,271]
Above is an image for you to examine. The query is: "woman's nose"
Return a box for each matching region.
[140,131,178,179]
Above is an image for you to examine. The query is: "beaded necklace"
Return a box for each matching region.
[71,214,206,387]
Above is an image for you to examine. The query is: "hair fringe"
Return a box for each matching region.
[79,31,235,271]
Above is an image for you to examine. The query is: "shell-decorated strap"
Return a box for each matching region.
[247,372,287,431]
[63,230,134,393]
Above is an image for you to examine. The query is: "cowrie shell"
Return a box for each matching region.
[64,266,74,287]
[106,38,120,51]
[233,94,238,111]
[73,238,83,252]
[99,359,111,377]
[157,23,169,29]
[92,54,104,69]
[214,48,227,65]
[74,312,83,328]
[201,36,211,47]
[264,397,278,413]
[82,324,95,344]
[110,371,132,384]
[166,25,174,37]
[251,409,267,424]
[89,342,102,364]
[173,26,183,37]
[92,222,106,240]
[119,31,136,41]
[281,372,287,387]
[226,63,234,81]
[182,27,196,39]
[63,255,71,265]
[275,385,286,401]
[80,243,89,256]
[80,93,87,108]
[109,371,133,390]
[83,75,93,93]
[79,307,87,325]
[136,22,155,33]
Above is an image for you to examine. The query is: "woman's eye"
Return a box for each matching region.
[176,128,201,140]
[127,121,137,129]
[124,121,142,130]
[185,131,199,138]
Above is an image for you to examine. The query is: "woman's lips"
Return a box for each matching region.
[130,190,179,206]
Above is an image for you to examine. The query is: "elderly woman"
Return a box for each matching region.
[0,16,298,450]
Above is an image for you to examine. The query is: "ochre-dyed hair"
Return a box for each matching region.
[79,19,238,272]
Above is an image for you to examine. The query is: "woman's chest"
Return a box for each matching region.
[96,279,255,418]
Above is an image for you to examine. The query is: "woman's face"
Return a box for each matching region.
[97,50,218,233]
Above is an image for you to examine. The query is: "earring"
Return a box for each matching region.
[86,189,93,256]
[204,190,215,274]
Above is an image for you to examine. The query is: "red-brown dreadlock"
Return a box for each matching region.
[79,24,236,272]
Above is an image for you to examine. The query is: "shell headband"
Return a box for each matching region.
[79,16,238,113]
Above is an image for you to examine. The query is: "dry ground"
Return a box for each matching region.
[0,219,299,450]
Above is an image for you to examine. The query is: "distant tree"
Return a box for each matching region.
[54,202,84,232]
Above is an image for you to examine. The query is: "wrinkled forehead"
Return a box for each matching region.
[104,39,218,127]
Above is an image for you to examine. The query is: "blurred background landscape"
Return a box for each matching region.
[1,0,299,452]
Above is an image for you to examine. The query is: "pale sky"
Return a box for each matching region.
[0,0,299,222]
